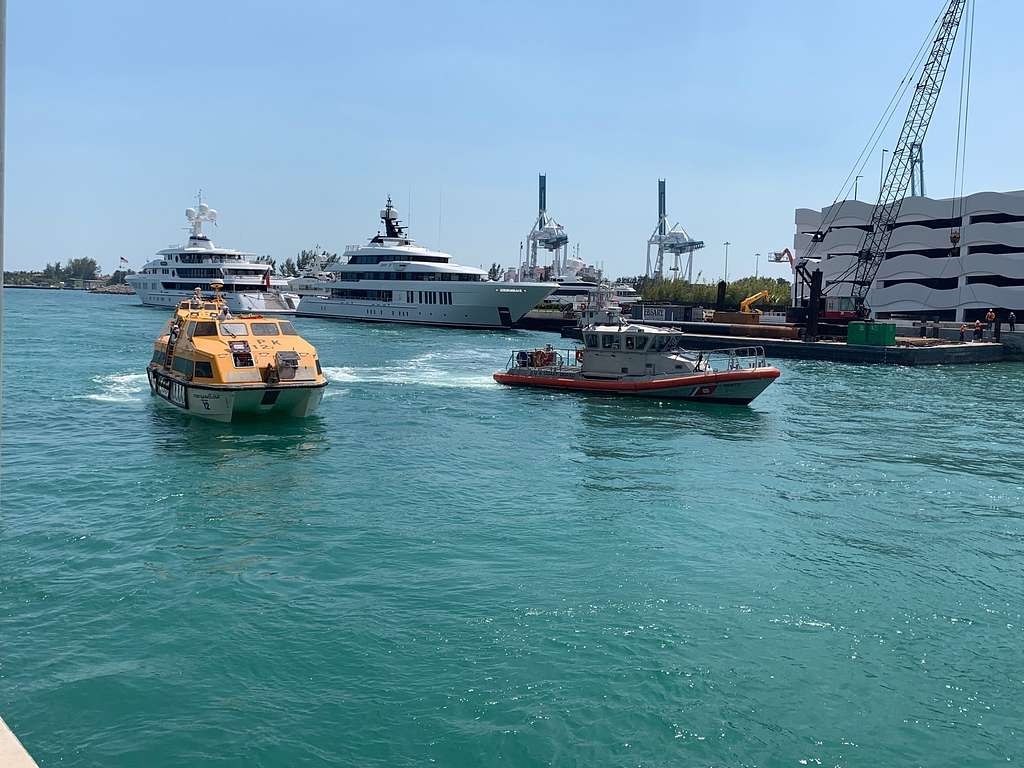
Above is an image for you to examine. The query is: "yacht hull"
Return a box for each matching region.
[129,286,300,314]
[296,283,552,329]
[147,367,325,422]
[493,367,780,405]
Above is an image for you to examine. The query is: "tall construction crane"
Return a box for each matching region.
[834,0,968,316]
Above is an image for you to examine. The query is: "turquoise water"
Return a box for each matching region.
[2,288,1023,767]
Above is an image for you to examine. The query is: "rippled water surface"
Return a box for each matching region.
[3,289,1023,767]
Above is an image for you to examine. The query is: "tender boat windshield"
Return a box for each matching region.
[220,322,247,337]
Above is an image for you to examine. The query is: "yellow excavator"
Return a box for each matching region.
[740,290,771,315]
[713,290,773,325]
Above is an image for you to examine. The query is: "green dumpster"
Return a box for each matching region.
[847,322,868,345]
[865,322,896,346]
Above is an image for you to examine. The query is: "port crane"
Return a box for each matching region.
[825,0,969,316]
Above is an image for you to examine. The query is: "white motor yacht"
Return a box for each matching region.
[294,198,554,329]
[127,199,299,314]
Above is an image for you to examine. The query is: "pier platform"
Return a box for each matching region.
[559,325,1008,365]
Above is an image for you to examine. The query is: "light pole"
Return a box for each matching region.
[755,253,760,279]
[723,241,731,282]
[854,175,863,201]
[880,149,889,196]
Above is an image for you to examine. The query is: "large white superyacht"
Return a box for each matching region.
[294,199,554,328]
[127,200,299,314]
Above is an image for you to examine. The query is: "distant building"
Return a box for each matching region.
[794,190,1024,321]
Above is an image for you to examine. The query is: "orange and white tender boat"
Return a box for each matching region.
[494,321,780,405]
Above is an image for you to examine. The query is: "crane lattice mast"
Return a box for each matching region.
[844,0,968,313]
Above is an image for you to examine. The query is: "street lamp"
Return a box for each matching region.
[723,241,731,282]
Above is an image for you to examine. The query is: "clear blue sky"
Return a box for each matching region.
[8,0,1024,280]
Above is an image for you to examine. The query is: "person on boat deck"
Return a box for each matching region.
[1009,311,1017,332]
[959,323,967,342]
[973,319,983,341]
[985,308,996,331]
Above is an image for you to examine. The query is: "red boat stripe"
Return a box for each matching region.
[493,367,780,392]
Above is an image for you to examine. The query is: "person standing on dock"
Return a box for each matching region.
[1009,311,1017,332]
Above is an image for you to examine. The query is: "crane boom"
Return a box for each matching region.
[848,0,968,312]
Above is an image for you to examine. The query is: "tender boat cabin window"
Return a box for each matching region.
[172,356,194,378]
[585,333,599,348]
[601,334,620,350]
[651,337,668,352]
[251,322,280,336]
[625,336,635,350]
[219,322,248,337]
[192,321,218,337]
[635,336,648,351]
[193,361,214,378]
[278,321,299,335]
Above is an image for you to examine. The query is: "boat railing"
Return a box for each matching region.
[506,348,580,372]
[694,346,769,371]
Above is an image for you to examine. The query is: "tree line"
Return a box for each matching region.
[623,275,792,308]
[3,258,106,287]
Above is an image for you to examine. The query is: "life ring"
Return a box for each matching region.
[575,349,585,364]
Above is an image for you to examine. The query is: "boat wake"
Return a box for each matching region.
[81,372,149,403]
[323,363,495,390]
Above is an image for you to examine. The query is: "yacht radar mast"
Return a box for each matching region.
[524,174,569,278]
[646,179,704,281]
[184,192,218,240]
[379,196,407,239]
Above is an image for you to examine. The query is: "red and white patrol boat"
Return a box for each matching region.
[494,321,780,405]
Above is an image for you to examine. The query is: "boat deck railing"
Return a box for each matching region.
[506,345,771,373]
[694,346,770,371]
[505,349,577,372]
